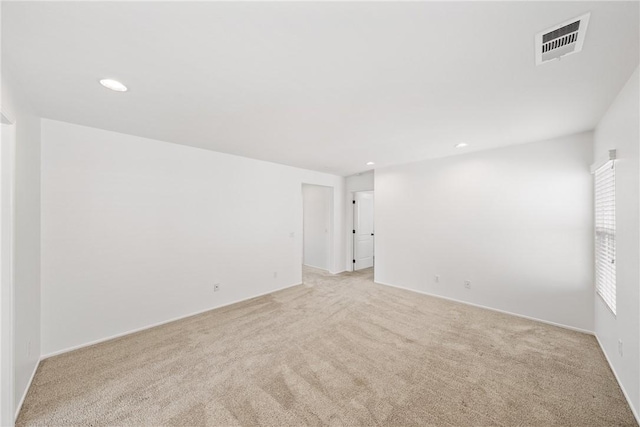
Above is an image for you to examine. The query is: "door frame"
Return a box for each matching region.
[301,183,335,273]
[0,110,16,426]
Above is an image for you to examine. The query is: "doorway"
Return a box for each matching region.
[0,113,15,426]
[353,191,374,271]
[302,184,333,272]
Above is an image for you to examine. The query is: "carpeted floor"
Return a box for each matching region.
[17,267,637,426]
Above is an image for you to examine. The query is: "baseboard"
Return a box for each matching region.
[303,263,329,271]
[376,280,639,422]
[375,281,594,335]
[302,263,346,276]
[22,280,634,425]
[41,282,303,360]
[302,264,346,275]
[595,335,640,425]
[15,358,40,421]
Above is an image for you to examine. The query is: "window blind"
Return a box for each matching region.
[594,160,616,315]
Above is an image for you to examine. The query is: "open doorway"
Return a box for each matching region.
[353,191,374,271]
[301,184,333,272]
[0,112,15,426]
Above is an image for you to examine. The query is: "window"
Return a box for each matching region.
[594,159,616,315]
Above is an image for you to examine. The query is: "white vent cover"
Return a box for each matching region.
[535,13,590,65]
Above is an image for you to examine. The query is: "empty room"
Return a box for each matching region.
[1,1,639,426]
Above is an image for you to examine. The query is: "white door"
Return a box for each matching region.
[353,191,374,270]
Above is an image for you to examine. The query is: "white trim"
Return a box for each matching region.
[303,264,345,276]
[375,280,594,335]
[14,359,38,421]
[301,182,341,277]
[1,120,16,427]
[21,280,638,426]
[303,265,347,276]
[303,263,330,271]
[41,282,303,360]
[594,334,640,425]
[379,279,639,421]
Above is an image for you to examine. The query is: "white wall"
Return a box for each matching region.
[346,171,374,194]
[1,69,41,419]
[593,67,639,419]
[302,184,332,271]
[40,119,345,357]
[375,132,594,331]
[345,171,374,270]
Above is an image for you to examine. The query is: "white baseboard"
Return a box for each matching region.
[15,358,39,421]
[20,279,637,425]
[375,280,594,335]
[303,263,329,271]
[41,282,303,360]
[594,335,640,425]
[302,264,346,275]
[377,280,640,423]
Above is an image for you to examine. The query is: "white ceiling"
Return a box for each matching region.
[3,1,638,176]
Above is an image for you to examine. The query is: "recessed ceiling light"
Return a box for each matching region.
[455,143,468,148]
[366,161,375,166]
[99,79,128,92]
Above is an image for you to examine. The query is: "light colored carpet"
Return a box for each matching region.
[18,267,636,426]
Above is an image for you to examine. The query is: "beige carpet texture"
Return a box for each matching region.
[18,268,637,426]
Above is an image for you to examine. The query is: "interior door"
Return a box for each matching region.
[354,191,374,270]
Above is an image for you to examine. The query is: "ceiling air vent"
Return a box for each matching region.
[535,13,590,65]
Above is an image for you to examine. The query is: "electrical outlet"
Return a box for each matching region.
[464,280,471,289]
[214,283,220,292]
[434,275,440,283]
[273,272,278,279]
[618,339,623,356]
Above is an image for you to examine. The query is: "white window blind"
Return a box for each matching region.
[594,160,616,315]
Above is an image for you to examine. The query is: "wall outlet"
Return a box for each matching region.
[273,272,278,279]
[618,339,623,356]
[214,283,220,292]
[464,280,471,289]
[434,275,440,283]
